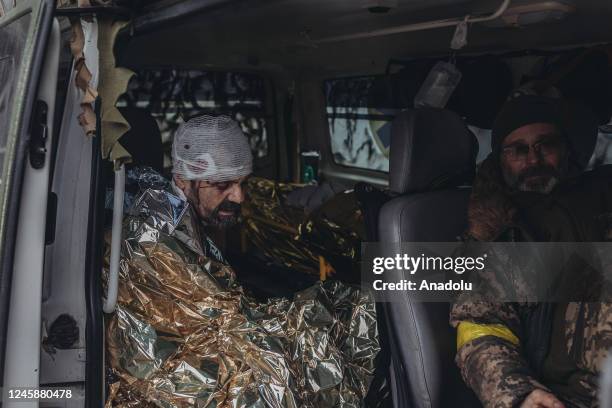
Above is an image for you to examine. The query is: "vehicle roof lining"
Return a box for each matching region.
[116,0,612,76]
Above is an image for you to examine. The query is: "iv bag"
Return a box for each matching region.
[414,61,462,108]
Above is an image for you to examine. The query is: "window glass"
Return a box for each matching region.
[468,126,492,164]
[0,6,40,376]
[325,77,395,172]
[325,77,496,172]
[588,133,612,168]
[117,70,269,169]
[588,119,612,168]
[327,107,393,172]
[0,15,29,180]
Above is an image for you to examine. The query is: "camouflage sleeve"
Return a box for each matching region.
[450,301,549,408]
[455,334,548,408]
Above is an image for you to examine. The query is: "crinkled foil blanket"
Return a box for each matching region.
[105,186,379,407]
[242,178,365,278]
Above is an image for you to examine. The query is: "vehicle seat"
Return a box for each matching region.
[118,107,164,172]
[378,108,481,408]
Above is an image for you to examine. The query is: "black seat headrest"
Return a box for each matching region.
[118,107,164,173]
[389,108,478,194]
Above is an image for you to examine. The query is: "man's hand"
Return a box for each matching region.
[520,390,566,408]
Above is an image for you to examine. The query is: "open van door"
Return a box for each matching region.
[0,0,58,404]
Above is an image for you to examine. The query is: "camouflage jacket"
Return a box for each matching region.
[450,165,612,408]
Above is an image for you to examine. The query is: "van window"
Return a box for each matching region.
[325,64,612,173]
[0,15,30,177]
[325,77,394,172]
[468,126,492,163]
[325,76,495,172]
[589,130,612,167]
[118,69,270,169]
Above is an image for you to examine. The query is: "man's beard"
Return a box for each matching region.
[502,164,564,194]
[204,200,242,227]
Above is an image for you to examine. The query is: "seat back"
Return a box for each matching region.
[118,107,164,172]
[378,108,480,408]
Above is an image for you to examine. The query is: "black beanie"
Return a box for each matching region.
[491,95,599,172]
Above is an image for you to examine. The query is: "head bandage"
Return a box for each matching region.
[172,115,253,182]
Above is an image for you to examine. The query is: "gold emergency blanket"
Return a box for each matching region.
[105,184,380,407]
[243,178,365,278]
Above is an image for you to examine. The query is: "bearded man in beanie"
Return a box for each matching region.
[450,95,612,408]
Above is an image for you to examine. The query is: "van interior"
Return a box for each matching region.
[2,0,612,407]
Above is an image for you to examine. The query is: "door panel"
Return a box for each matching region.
[0,0,56,394]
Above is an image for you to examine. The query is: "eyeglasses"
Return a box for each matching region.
[501,136,564,162]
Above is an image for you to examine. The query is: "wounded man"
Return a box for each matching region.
[104,114,380,407]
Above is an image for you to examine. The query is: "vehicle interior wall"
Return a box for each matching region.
[36,16,93,404]
[114,0,612,186]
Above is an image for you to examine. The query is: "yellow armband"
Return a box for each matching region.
[456,321,519,350]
